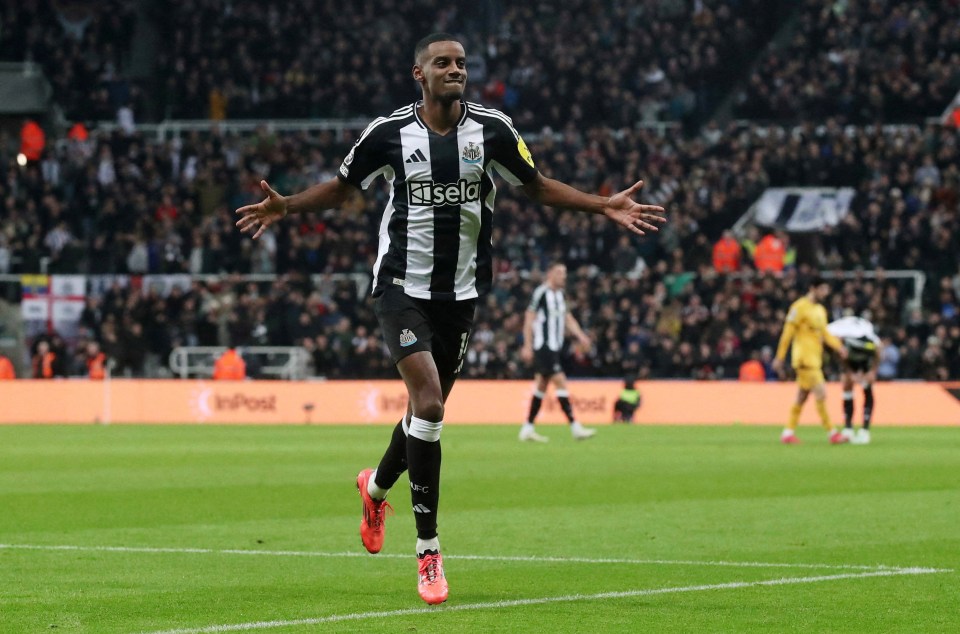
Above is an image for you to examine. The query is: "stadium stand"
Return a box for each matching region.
[733,0,960,122]
[0,0,958,381]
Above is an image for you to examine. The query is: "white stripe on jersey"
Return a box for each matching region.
[827,316,880,344]
[454,118,486,300]
[370,166,398,283]
[466,102,520,139]
[530,285,566,352]
[399,121,435,292]
[356,105,414,145]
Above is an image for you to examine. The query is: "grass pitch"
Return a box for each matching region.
[1,423,958,633]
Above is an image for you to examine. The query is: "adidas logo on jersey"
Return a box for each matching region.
[405,148,427,163]
[408,179,482,206]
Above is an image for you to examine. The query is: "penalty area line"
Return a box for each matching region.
[141,567,948,634]
[0,543,932,572]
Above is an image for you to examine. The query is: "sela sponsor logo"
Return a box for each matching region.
[461,141,482,164]
[399,328,418,347]
[408,179,481,206]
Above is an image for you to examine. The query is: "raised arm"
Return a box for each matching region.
[236,178,355,240]
[522,174,666,236]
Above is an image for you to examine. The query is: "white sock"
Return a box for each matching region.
[416,537,440,556]
[781,428,795,438]
[571,421,584,431]
[521,422,536,431]
[367,469,389,500]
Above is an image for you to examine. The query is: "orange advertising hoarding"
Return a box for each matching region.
[0,380,958,426]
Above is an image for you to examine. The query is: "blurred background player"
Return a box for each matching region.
[773,276,849,445]
[612,376,641,423]
[828,315,881,445]
[520,262,596,442]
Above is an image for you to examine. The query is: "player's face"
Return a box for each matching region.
[814,283,831,301]
[415,41,467,104]
[548,265,567,287]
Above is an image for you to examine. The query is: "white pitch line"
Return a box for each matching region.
[142,568,947,634]
[0,543,925,572]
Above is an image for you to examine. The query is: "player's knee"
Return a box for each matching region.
[412,394,444,422]
[408,415,443,442]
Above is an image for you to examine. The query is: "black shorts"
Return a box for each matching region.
[373,285,476,383]
[533,348,564,377]
[844,358,874,374]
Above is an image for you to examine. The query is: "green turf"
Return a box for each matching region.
[0,424,957,633]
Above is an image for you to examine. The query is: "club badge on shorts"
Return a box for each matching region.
[400,329,418,347]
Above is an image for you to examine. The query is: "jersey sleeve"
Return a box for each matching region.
[337,119,392,190]
[527,285,546,312]
[775,301,800,361]
[487,115,538,186]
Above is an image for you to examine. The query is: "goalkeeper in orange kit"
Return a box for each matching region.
[772,276,849,444]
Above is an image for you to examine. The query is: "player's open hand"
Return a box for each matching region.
[603,180,666,236]
[235,180,288,239]
[520,345,533,364]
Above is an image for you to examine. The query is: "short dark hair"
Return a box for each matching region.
[809,275,827,289]
[414,32,461,64]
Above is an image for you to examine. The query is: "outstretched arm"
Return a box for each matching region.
[236,178,354,239]
[522,174,666,236]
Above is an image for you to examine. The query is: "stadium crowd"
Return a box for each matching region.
[2,117,959,380]
[30,262,958,383]
[2,0,959,381]
[4,0,784,127]
[734,0,960,122]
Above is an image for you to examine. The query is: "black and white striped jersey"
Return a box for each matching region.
[338,100,538,301]
[827,316,881,363]
[528,284,567,352]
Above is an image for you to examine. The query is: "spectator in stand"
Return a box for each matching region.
[31,340,57,379]
[0,353,15,379]
[734,0,960,123]
[738,352,766,381]
[753,230,787,274]
[213,347,246,380]
[85,341,107,379]
[712,230,742,273]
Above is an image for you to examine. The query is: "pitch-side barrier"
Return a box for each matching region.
[0,380,958,426]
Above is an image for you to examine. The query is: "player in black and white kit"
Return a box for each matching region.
[827,315,881,445]
[519,262,596,441]
[235,33,666,604]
